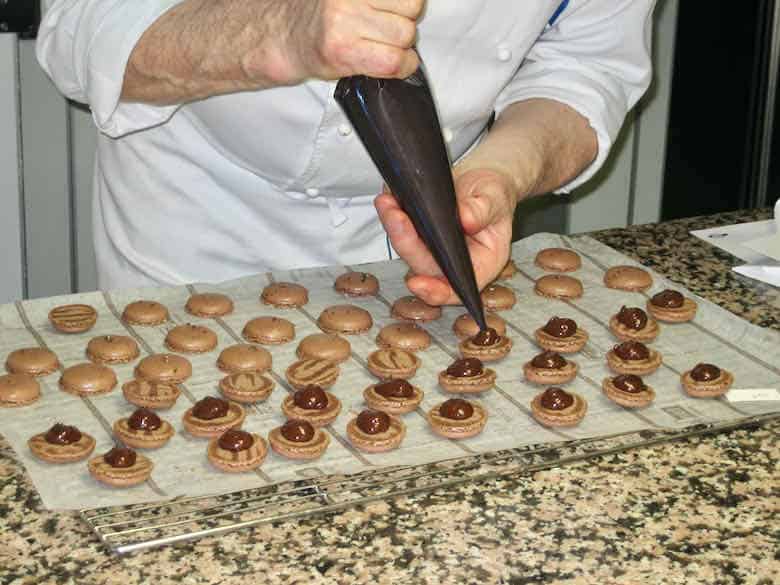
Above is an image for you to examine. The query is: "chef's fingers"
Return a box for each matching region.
[366,0,425,20]
[456,178,514,236]
[359,11,417,48]
[374,195,442,276]
[344,40,419,79]
[406,275,455,306]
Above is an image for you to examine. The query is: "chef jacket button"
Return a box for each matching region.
[338,124,352,137]
[442,128,454,143]
[306,188,320,197]
[497,47,512,62]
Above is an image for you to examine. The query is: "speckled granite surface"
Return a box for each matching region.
[2,210,778,585]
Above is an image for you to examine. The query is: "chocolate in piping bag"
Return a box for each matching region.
[335,67,487,331]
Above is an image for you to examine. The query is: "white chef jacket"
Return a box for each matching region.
[37,0,655,290]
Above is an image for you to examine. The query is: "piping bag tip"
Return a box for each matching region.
[335,67,487,331]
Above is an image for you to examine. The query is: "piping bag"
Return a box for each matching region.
[334,66,488,331]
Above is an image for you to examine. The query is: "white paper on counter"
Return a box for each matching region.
[690,220,777,263]
[1,233,779,510]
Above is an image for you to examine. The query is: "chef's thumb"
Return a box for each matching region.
[458,184,504,235]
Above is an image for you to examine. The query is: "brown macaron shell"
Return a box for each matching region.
[280,391,342,427]
[165,324,218,354]
[261,282,309,309]
[317,304,373,335]
[285,359,340,390]
[219,372,275,403]
[533,328,589,354]
[268,425,330,460]
[375,322,431,352]
[86,335,140,365]
[646,297,698,323]
[681,368,734,398]
[605,347,663,376]
[207,433,268,473]
[49,304,97,333]
[134,354,192,384]
[362,382,424,415]
[497,260,518,280]
[534,248,582,273]
[242,316,296,345]
[458,334,513,362]
[366,349,421,380]
[480,284,517,312]
[216,344,272,374]
[296,333,352,364]
[5,347,60,377]
[0,374,41,407]
[28,428,96,463]
[185,292,234,318]
[608,314,660,343]
[530,391,588,428]
[391,296,442,322]
[182,401,246,438]
[452,313,507,340]
[346,414,406,453]
[122,379,182,410]
[121,300,169,326]
[113,416,175,449]
[88,450,154,487]
[334,271,380,297]
[427,402,488,439]
[601,377,656,408]
[534,275,584,299]
[59,363,118,397]
[522,358,578,386]
[603,266,653,292]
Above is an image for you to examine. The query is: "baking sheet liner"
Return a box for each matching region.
[1,234,778,510]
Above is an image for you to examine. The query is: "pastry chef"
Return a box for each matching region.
[37,0,655,304]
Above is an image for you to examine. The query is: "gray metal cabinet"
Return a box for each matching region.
[1,0,678,301]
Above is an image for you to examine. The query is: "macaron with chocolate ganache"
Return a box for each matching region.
[281,385,341,427]
[207,429,267,473]
[646,289,697,323]
[523,351,578,385]
[28,423,96,463]
[606,340,662,376]
[602,374,655,408]
[534,316,589,353]
[88,446,154,487]
[458,327,513,361]
[268,419,330,460]
[681,363,734,398]
[113,407,175,449]
[346,409,406,453]
[530,387,587,428]
[438,357,496,393]
[452,312,506,340]
[182,396,245,438]
[609,306,659,343]
[427,398,488,439]
[363,378,424,415]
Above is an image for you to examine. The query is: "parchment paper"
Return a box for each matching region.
[1,234,778,510]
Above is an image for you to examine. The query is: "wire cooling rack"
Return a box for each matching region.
[80,412,779,555]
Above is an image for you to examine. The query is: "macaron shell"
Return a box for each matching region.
[366,349,421,379]
[59,363,117,396]
[296,333,352,363]
[216,344,272,374]
[390,296,442,322]
[603,266,653,292]
[165,324,219,354]
[185,293,234,317]
[0,373,41,407]
[242,316,296,345]
[534,248,582,272]
[452,313,507,340]
[285,359,340,390]
[49,304,97,333]
[480,284,517,312]
[122,300,169,325]
[86,335,140,365]
[218,372,275,403]
[261,282,309,308]
[122,379,181,409]
[497,260,518,280]
[317,305,374,335]
[375,322,431,352]
[334,271,380,297]
[134,354,192,384]
[534,275,584,299]
[5,347,60,377]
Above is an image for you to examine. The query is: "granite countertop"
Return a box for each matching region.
[1,210,778,585]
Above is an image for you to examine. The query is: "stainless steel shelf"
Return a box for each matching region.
[80,412,779,555]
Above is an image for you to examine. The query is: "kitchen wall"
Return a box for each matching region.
[0,0,678,303]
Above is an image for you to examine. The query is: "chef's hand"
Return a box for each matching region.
[255,0,424,85]
[375,167,519,306]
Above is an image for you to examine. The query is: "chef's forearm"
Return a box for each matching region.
[121,0,307,105]
[457,99,598,199]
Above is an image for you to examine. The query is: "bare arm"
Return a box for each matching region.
[375,98,598,305]
[123,0,423,105]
